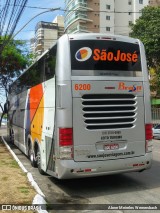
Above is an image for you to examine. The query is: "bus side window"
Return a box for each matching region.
[45,45,56,81]
[29,62,42,87]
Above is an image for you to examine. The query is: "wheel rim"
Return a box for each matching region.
[28,145,33,162]
[30,153,34,162]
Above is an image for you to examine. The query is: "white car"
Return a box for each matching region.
[152,124,160,139]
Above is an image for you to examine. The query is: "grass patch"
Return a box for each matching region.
[1,176,9,181]
[0,138,37,211]
[10,160,19,168]
[18,186,30,194]
[0,159,19,168]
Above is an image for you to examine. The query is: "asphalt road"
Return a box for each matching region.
[0,127,160,213]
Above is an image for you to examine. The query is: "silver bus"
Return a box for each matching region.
[8,34,153,179]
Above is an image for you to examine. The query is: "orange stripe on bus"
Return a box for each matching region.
[29,84,43,122]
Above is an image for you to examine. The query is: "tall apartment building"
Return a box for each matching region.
[30,16,64,56]
[149,0,160,6]
[64,0,149,35]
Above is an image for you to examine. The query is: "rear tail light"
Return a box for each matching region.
[59,128,73,159]
[59,128,73,146]
[145,124,153,153]
[145,124,153,140]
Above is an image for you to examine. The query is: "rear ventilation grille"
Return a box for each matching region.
[82,94,137,130]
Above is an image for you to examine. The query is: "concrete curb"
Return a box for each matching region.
[1,136,48,213]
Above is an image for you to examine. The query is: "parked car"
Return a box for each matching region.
[152,124,160,139]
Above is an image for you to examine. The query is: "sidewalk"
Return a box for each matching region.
[0,129,36,213]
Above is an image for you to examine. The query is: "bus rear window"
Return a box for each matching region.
[70,40,142,77]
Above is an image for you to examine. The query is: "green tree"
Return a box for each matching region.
[0,37,32,126]
[130,6,160,97]
[130,6,160,68]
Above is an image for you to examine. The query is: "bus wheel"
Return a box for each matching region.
[28,143,37,168]
[37,148,45,175]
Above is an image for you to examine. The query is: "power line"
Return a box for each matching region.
[63,8,160,14]
[0,25,136,34]
[64,9,143,14]
[2,4,160,13]
[12,7,60,38]
[0,0,28,53]
[3,4,56,10]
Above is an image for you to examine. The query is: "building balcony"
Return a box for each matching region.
[73,2,93,11]
[35,21,58,33]
[65,2,93,17]
[65,13,93,30]
[68,24,92,33]
[35,42,43,51]
[35,50,43,57]
[36,29,44,36]
[36,34,44,40]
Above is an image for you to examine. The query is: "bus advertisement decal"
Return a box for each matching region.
[75,47,92,61]
[93,49,138,62]
[75,48,138,63]
[118,82,142,92]
[87,151,135,159]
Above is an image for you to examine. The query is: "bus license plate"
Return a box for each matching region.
[104,144,119,150]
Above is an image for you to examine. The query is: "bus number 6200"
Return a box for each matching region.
[74,84,91,91]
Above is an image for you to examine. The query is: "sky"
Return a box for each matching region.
[15,0,65,42]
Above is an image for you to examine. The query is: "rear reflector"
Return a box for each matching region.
[59,147,73,159]
[59,128,73,146]
[71,168,96,174]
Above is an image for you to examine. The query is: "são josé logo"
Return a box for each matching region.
[75,47,92,62]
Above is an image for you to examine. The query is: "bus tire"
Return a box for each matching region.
[37,148,45,175]
[28,143,37,168]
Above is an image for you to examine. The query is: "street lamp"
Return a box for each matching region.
[12,7,61,39]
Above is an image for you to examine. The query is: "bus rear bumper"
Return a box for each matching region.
[56,152,152,179]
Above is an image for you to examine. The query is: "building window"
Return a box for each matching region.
[106,16,110,20]
[106,5,111,9]
[128,12,132,15]
[128,1,132,5]
[106,27,110,31]
[139,0,143,4]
